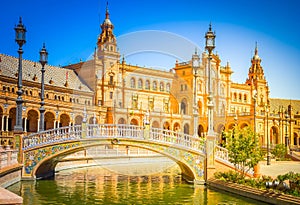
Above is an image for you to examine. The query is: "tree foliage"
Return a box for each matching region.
[224,126,262,176]
[271,144,287,160]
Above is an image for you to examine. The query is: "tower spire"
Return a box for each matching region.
[105,1,109,19]
[246,42,265,85]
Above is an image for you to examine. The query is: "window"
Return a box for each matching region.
[160,82,164,91]
[181,99,187,115]
[138,79,143,89]
[109,75,114,85]
[244,94,247,103]
[130,78,135,88]
[163,98,169,113]
[166,83,170,92]
[148,96,154,111]
[153,81,157,90]
[145,80,150,90]
[110,92,113,99]
[132,94,138,109]
[233,93,237,101]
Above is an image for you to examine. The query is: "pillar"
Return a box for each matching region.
[205,135,216,181]
[24,117,27,132]
[5,116,8,131]
[1,115,4,131]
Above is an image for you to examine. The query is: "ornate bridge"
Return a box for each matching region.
[21,123,233,184]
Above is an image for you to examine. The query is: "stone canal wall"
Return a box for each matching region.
[208,178,300,205]
[0,147,23,204]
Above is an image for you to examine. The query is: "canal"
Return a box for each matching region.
[7,165,269,205]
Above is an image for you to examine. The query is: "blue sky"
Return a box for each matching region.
[1,0,300,99]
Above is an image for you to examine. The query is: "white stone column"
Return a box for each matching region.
[5,116,8,131]
[1,115,4,131]
[24,118,27,132]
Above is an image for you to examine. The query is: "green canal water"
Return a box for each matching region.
[7,166,269,205]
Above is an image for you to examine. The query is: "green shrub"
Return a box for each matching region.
[271,144,287,160]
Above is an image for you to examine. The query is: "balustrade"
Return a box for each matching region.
[22,124,205,153]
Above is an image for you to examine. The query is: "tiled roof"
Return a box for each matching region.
[0,53,92,93]
[269,98,300,114]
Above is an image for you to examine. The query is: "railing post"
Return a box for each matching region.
[143,124,150,140]
[82,122,87,139]
[15,133,23,164]
[205,135,216,181]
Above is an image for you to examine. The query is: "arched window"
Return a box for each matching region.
[181,98,188,115]
[130,78,135,88]
[153,81,157,90]
[138,79,143,89]
[166,83,170,92]
[244,94,247,103]
[109,75,114,85]
[160,82,164,91]
[184,123,189,134]
[145,80,150,90]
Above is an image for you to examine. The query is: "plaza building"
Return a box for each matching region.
[0,6,299,151]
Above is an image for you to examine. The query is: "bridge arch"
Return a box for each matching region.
[22,124,207,184]
[32,141,203,183]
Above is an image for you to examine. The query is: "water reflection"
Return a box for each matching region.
[8,167,268,205]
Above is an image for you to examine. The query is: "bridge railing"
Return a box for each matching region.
[150,128,205,153]
[86,124,205,153]
[215,145,254,176]
[23,124,205,154]
[86,124,143,139]
[23,125,82,150]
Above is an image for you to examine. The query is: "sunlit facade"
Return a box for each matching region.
[0,6,299,151]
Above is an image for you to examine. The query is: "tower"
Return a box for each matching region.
[246,44,269,107]
[95,3,120,110]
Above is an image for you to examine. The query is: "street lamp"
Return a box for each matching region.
[285,110,289,149]
[253,90,257,134]
[39,43,48,131]
[192,50,200,137]
[265,104,270,165]
[205,23,216,136]
[14,17,26,132]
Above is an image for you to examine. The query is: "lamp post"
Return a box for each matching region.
[285,110,289,149]
[265,104,270,165]
[205,23,216,136]
[253,90,257,134]
[14,17,26,132]
[39,43,48,131]
[192,50,200,137]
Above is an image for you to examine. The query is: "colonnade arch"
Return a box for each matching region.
[75,115,83,125]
